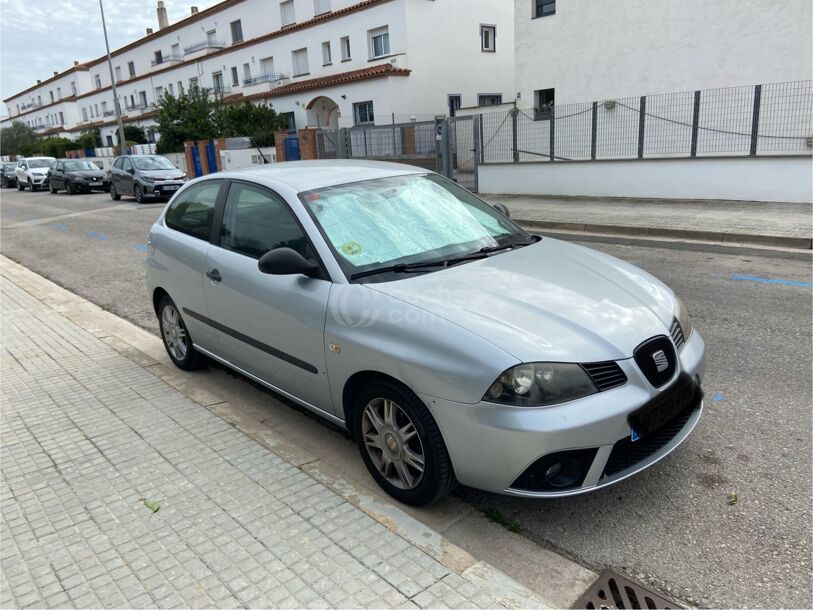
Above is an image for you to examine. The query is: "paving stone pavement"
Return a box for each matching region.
[0,277,539,609]
[483,195,812,239]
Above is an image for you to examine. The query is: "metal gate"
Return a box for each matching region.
[447,115,480,191]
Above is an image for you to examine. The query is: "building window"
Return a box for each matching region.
[478,94,502,106]
[534,0,556,18]
[340,36,351,61]
[480,25,496,52]
[353,101,374,125]
[101,101,108,115]
[282,111,296,131]
[49,91,54,102]
[168,83,174,95]
[292,48,309,76]
[242,63,251,82]
[59,111,64,124]
[94,103,99,116]
[171,43,181,59]
[314,0,330,15]
[106,134,114,146]
[177,80,184,94]
[321,41,332,65]
[95,74,102,89]
[280,0,295,26]
[155,86,164,100]
[189,77,199,88]
[154,50,163,65]
[534,88,555,120]
[70,81,77,96]
[114,66,122,81]
[128,61,136,77]
[129,94,135,108]
[448,94,462,117]
[230,20,243,44]
[369,27,390,59]
[260,56,275,76]
[139,91,148,107]
[231,67,239,86]
[212,72,226,93]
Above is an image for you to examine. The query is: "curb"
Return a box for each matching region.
[0,255,553,609]
[515,218,813,250]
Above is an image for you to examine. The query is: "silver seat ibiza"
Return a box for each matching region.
[146,160,705,506]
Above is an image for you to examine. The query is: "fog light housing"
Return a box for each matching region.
[510,448,598,492]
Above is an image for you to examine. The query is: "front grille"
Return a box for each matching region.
[633,335,677,388]
[602,399,698,478]
[670,317,686,350]
[581,361,628,391]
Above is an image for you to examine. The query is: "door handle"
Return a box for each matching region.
[206,269,221,283]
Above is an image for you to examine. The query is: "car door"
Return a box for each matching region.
[16,161,27,183]
[120,157,135,194]
[52,162,64,188]
[151,179,225,352]
[202,180,335,414]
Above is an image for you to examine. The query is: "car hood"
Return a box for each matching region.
[67,170,107,179]
[29,168,50,175]
[368,237,676,363]
[140,169,185,180]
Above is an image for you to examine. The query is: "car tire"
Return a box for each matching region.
[66,181,75,195]
[110,183,121,201]
[134,184,144,204]
[28,179,36,192]
[353,379,456,506]
[49,181,57,194]
[17,180,24,191]
[157,295,205,371]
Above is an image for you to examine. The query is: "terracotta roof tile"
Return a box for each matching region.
[244,64,410,100]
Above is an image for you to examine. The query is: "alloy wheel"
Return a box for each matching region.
[161,304,188,361]
[361,398,425,490]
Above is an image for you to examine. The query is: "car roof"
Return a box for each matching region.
[215,160,427,192]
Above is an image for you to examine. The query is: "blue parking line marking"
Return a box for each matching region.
[713,393,724,402]
[87,231,108,241]
[729,274,812,288]
[53,223,67,231]
[133,243,148,252]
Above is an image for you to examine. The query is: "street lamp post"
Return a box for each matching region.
[99,0,128,153]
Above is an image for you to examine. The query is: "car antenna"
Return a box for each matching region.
[249,136,269,164]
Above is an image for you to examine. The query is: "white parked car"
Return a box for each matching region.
[16,157,56,191]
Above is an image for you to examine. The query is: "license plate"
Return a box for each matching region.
[90,181,102,186]
[162,185,180,191]
[628,374,700,439]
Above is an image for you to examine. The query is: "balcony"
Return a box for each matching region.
[151,54,184,67]
[243,73,288,87]
[21,101,43,111]
[183,40,225,55]
[212,86,232,97]
[102,110,116,117]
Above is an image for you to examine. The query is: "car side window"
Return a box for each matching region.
[220,182,313,260]
[122,158,133,172]
[113,158,122,169]
[165,181,221,241]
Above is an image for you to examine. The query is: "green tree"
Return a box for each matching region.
[76,127,102,150]
[0,121,37,156]
[36,137,76,158]
[155,85,221,153]
[217,101,287,146]
[119,125,148,145]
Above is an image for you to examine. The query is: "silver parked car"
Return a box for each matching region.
[146,161,705,505]
[110,154,187,203]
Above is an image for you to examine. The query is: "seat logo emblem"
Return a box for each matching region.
[652,350,669,372]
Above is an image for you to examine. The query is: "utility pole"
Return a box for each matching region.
[99,0,128,153]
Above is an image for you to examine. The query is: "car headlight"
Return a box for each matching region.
[674,296,693,340]
[484,362,597,407]
[142,176,155,183]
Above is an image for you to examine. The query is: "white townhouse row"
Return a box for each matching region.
[2,0,515,145]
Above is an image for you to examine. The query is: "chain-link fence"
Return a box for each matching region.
[480,80,812,163]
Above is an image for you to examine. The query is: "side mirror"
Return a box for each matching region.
[127,167,135,174]
[258,248,320,277]
[492,203,511,218]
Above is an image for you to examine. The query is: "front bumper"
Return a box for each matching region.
[143,182,184,198]
[30,174,48,184]
[420,330,706,496]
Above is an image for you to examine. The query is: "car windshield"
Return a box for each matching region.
[300,174,530,281]
[64,160,99,171]
[132,156,175,170]
[28,159,53,168]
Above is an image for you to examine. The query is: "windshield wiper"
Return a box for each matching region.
[350,259,452,280]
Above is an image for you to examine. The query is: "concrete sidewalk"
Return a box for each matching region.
[483,195,813,249]
[0,261,546,609]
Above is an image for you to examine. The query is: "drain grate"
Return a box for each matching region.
[572,570,683,609]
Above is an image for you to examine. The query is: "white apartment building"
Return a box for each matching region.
[514,0,812,108]
[2,0,515,145]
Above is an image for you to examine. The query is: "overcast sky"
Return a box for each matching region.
[0,0,221,114]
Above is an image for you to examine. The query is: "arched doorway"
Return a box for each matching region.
[306,96,339,128]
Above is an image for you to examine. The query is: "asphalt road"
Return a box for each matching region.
[2,186,811,608]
